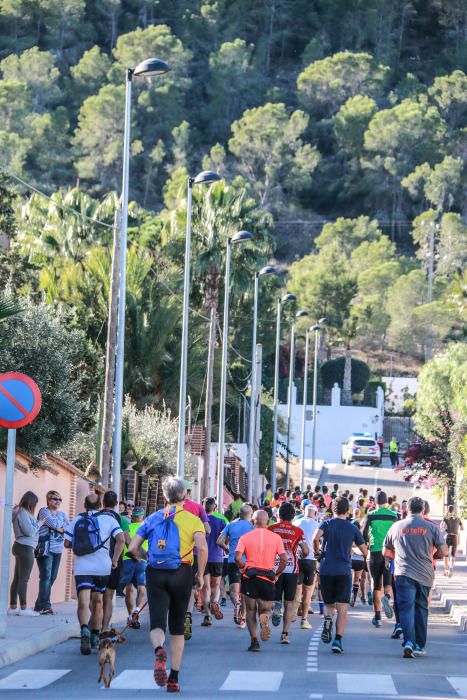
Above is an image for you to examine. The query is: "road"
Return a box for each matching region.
[0,589,466,699]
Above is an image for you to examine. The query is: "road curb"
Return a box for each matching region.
[433,588,467,633]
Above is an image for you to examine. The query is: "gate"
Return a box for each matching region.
[383,416,415,450]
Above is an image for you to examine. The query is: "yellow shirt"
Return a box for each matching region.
[172,508,204,564]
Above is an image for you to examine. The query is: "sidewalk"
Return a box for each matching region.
[0,597,130,669]
[433,556,467,632]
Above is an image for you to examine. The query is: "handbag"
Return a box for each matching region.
[35,532,51,559]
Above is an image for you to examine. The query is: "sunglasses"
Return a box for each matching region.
[50,497,62,502]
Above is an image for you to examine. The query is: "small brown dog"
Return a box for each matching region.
[98,629,125,688]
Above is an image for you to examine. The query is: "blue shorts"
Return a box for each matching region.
[75,574,109,594]
[120,558,147,587]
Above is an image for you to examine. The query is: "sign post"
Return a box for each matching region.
[0,372,42,638]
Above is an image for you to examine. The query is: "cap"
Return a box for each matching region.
[132,506,145,517]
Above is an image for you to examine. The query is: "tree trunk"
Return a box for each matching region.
[342,343,352,406]
[201,268,220,500]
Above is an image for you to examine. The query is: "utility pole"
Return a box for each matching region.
[425,221,436,361]
[252,343,262,502]
[202,301,217,500]
[100,208,121,488]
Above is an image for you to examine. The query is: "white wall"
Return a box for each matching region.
[383,376,418,413]
[278,383,384,464]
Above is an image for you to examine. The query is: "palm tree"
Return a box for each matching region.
[341,316,359,406]
[0,295,22,323]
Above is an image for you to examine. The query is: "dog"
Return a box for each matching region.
[98,628,125,688]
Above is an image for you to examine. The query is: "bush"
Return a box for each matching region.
[320,357,370,393]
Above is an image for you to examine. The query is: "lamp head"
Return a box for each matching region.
[193,170,222,185]
[281,293,296,303]
[133,58,171,77]
[311,324,320,332]
[296,310,309,319]
[259,265,278,277]
[232,230,253,244]
[318,317,327,325]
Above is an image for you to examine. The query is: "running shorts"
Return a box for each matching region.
[319,574,352,604]
[446,534,458,557]
[206,562,223,577]
[351,559,365,572]
[191,554,198,586]
[369,551,392,590]
[241,574,275,601]
[228,562,241,585]
[120,558,147,587]
[75,574,109,594]
[298,559,316,586]
[275,572,298,602]
[222,558,229,578]
[106,559,122,590]
[146,564,192,635]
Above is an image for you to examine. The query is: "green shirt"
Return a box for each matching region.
[213,511,229,525]
[230,500,244,517]
[124,520,148,559]
[364,507,399,552]
[389,440,398,453]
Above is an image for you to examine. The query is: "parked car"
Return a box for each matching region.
[341,434,380,466]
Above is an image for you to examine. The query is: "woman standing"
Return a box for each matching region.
[9,491,42,616]
[34,490,69,614]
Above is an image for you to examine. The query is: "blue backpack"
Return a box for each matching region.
[72,512,110,556]
[147,506,191,570]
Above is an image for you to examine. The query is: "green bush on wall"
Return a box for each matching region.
[320,357,370,394]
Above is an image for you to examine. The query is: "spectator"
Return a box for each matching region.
[9,491,43,617]
[34,490,69,614]
[322,485,332,508]
[389,437,399,467]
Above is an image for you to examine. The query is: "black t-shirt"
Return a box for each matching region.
[101,509,122,558]
[443,516,461,536]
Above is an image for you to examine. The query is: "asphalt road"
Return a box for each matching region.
[1,588,466,699]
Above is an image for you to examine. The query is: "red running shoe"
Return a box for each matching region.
[154,648,168,687]
[167,679,180,693]
[211,602,224,620]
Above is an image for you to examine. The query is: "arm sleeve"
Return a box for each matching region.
[136,520,149,540]
[39,508,60,530]
[18,510,39,537]
[198,507,209,524]
[192,515,205,534]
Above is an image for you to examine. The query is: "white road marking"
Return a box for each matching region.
[109,670,161,690]
[221,671,283,691]
[309,694,323,698]
[447,677,467,697]
[0,670,70,690]
[337,673,397,695]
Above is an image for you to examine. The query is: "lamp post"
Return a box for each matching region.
[217,230,253,508]
[176,169,222,479]
[271,293,296,492]
[311,317,327,474]
[112,58,170,499]
[299,326,311,490]
[285,310,308,489]
[247,265,278,502]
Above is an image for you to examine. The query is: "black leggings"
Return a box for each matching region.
[146,564,192,635]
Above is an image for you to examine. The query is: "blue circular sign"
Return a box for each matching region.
[0,372,42,429]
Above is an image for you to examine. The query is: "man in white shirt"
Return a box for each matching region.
[65,493,125,655]
[294,504,319,628]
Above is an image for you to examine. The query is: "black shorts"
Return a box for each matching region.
[191,555,198,586]
[319,574,352,604]
[275,572,298,602]
[206,562,223,577]
[298,559,316,586]
[106,559,122,590]
[446,534,458,556]
[241,574,275,601]
[222,558,229,578]
[369,552,392,590]
[228,562,241,585]
[75,574,109,594]
[146,564,192,635]
[351,559,365,572]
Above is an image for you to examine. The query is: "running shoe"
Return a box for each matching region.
[391,624,403,640]
[239,619,247,629]
[80,628,91,655]
[360,595,366,605]
[154,647,168,686]
[129,612,141,629]
[367,591,373,606]
[184,613,192,641]
[371,616,382,628]
[259,613,271,641]
[210,601,224,620]
[272,602,282,627]
[280,632,290,644]
[237,607,245,627]
[382,596,394,619]
[349,596,356,608]
[331,639,343,654]
[248,639,261,652]
[90,631,100,649]
[321,616,333,643]
[201,614,212,627]
[413,645,426,656]
[301,619,312,630]
[220,597,227,607]
[167,679,180,693]
[403,641,415,658]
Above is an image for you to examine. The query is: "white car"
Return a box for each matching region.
[341,434,380,466]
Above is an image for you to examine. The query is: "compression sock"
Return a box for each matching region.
[168,670,179,682]
[375,611,382,620]
[335,634,342,641]
[80,624,89,633]
[352,584,358,597]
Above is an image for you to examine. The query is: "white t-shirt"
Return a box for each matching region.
[65,510,122,576]
[294,516,318,560]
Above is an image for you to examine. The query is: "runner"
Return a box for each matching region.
[217,505,253,627]
[383,496,447,658]
[234,510,287,652]
[183,495,210,641]
[100,490,131,632]
[120,506,147,629]
[200,497,226,626]
[269,502,308,643]
[361,491,398,628]
[293,503,318,629]
[441,505,463,577]
[128,477,208,692]
[313,497,367,654]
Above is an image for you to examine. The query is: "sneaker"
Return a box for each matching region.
[382,596,394,619]
[443,570,450,577]
[360,595,366,605]
[184,613,192,641]
[39,608,54,615]
[280,632,290,644]
[80,628,91,656]
[237,607,245,627]
[367,591,373,606]
[18,608,39,617]
[7,608,19,616]
[349,596,356,608]
[220,597,227,607]
[272,602,282,627]
[210,601,223,620]
[239,619,247,629]
[321,616,333,643]
[259,613,271,642]
[90,631,100,650]
[331,639,343,654]
[372,616,382,628]
[301,619,312,630]
[248,639,261,652]
[154,647,168,687]
[167,679,180,693]
[403,641,415,658]
[413,645,426,656]
[391,624,403,640]
[128,612,141,630]
[201,614,212,627]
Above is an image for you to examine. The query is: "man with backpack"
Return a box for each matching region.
[64,493,125,655]
[128,477,208,693]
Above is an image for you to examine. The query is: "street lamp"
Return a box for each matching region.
[285,310,308,489]
[177,169,222,479]
[311,317,327,474]
[217,231,253,508]
[271,292,296,492]
[299,326,311,490]
[112,57,170,499]
[247,265,279,502]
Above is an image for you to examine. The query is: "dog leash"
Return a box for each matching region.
[118,599,149,638]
